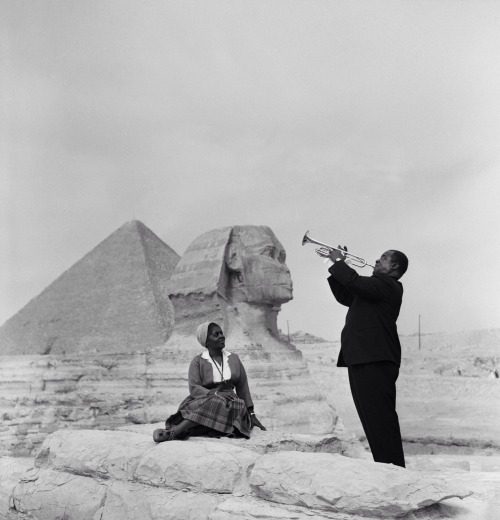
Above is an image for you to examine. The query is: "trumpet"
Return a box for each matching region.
[302,231,374,268]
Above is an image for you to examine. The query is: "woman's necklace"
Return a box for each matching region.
[209,353,226,383]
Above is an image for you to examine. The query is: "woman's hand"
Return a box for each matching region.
[208,387,233,397]
[250,414,267,431]
[216,388,237,405]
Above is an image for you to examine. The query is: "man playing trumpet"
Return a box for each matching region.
[326,246,409,468]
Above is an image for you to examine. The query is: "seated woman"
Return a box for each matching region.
[153,321,266,442]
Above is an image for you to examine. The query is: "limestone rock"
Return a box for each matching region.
[135,440,259,495]
[207,496,342,520]
[5,429,472,520]
[11,467,107,520]
[0,220,180,355]
[33,429,259,495]
[119,423,365,458]
[11,468,222,520]
[97,480,220,520]
[0,351,185,457]
[0,457,33,516]
[35,429,154,480]
[407,456,471,472]
[249,451,471,517]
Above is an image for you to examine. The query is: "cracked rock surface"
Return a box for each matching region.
[1,428,474,520]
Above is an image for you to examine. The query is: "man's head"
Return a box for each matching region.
[373,250,408,279]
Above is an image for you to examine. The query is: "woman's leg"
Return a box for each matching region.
[154,418,199,442]
[171,419,198,438]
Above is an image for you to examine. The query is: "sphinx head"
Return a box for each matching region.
[167,225,293,336]
[224,226,293,305]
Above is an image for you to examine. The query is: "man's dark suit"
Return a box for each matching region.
[328,260,405,467]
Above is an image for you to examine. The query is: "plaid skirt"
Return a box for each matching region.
[166,394,252,439]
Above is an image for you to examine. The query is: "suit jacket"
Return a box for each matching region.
[327,261,403,367]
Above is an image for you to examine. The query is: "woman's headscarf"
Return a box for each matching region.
[196,321,221,347]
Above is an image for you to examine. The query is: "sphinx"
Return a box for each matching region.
[165,225,340,434]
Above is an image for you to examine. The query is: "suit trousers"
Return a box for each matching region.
[347,361,405,468]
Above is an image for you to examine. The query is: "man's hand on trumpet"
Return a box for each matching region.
[326,245,348,264]
[314,245,349,267]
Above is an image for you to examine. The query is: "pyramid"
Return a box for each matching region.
[0,221,180,355]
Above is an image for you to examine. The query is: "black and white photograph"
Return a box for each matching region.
[1,1,499,518]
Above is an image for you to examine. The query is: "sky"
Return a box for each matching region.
[1,0,500,341]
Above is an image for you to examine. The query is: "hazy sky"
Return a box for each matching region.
[2,0,500,341]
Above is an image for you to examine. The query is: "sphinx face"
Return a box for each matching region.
[225,226,293,305]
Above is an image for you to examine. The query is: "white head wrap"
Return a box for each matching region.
[196,321,221,347]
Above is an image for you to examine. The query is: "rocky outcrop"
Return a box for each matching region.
[0,457,33,518]
[0,220,180,355]
[0,348,223,457]
[3,429,471,520]
[0,316,344,458]
[119,422,366,457]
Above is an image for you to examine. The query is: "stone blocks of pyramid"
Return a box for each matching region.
[0,221,180,355]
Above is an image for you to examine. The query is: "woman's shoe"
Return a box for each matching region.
[153,427,175,443]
